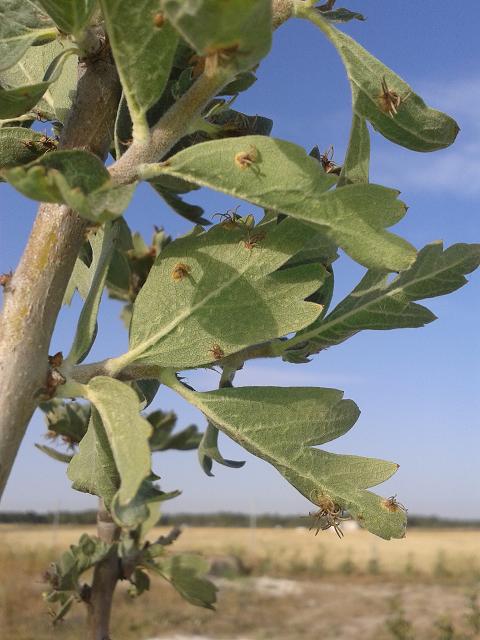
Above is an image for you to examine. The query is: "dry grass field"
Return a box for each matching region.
[1,524,480,640]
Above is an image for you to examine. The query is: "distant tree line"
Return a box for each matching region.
[0,511,479,529]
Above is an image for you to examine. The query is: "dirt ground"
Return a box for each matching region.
[1,525,479,640]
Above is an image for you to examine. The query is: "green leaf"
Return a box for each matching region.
[50,594,75,624]
[207,108,273,138]
[111,479,180,532]
[0,48,73,119]
[66,223,118,364]
[106,224,172,308]
[0,82,53,119]
[0,127,53,174]
[46,533,113,610]
[161,0,272,73]
[67,406,120,507]
[167,375,405,539]
[129,568,151,597]
[100,0,179,140]
[148,410,201,451]
[302,9,458,152]
[3,148,106,197]
[285,242,480,359]
[3,149,136,221]
[132,378,160,410]
[219,71,257,96]
[35,443,73,463]
[40,399,90,444]
[0,0,57,72]
[0,39,78,123]
[140,136,416,271]
[37,0,96,35]
[125,216,325,369]
[150,177,209,226]
[198,422,245,477]
[84,377,152,505]
[64,227,108,305]
[321,8,366,23]
[281,228,338,270]
[279,226,337,318]
[337,114,370,187]
[150,554,217,609]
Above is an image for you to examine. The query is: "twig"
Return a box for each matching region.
[154,526,182,547]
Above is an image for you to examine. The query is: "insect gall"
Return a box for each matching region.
[235,145,258,169]
[0,270,13,290]
[152,11,165,28]
[172,262,191,282]
[42,369,66,399]
[48,351,63,368]
[209,343,225,360]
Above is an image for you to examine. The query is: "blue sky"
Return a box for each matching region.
[1,1,479,518]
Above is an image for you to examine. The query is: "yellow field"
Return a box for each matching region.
[2,523,479,576]
[1,524,480,640]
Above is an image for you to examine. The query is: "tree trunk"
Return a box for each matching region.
[0,42,121,499]
[86,500,121,640]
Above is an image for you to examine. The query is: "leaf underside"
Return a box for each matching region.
[128,216,326,369]
[305,10,459,152]
[286,242,480,359]
[140,135,416,271]
[187,384,406,539]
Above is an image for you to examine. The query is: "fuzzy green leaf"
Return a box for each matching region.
[148,410,201,452]
[150,178,209,226]
[126,217,325,369]
[133,378,161,410]
[3,149,136,221]
[140,136,416,271]
[321,8,365,23]
[35,443,73,463]
[100,0,178,140]
[83,377,152,505]
[37,0,96,35]
[66,223,118,365]
[279,226,337,318]
[169,377,405,539]
[47,533,112,604]
[198,422,245,477]
[0,40,78,123]
[40,399,90,444]
[4,148,107,198]
[67,406,120,507]
[337,113,370,187]
[0,127,53,174]
[128,568,150,597]
[0,82,53,119]
[150,554,217,609]
[286,242,480,359]
[303,9,458,151]
[0,0,57,72]
[0,48,73,119]
[111,479,180,532]
[161,0,272,73]
[64,228,109,305]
